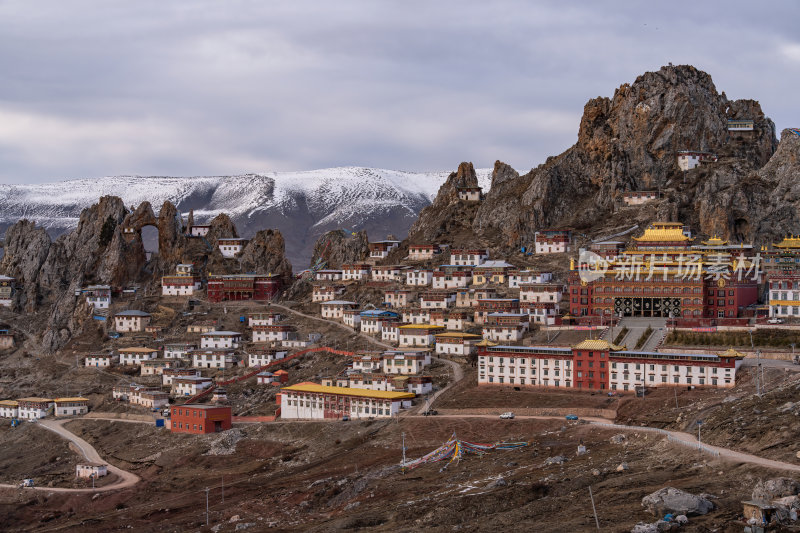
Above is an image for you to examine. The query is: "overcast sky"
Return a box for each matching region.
[0,1,798,184]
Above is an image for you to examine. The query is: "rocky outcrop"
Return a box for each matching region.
[752,478,800,502]
[641,487,713,516]
[407,162,488,247]
[0,220,52,311]
[205,213,238,245]
[409,65,784,253]
[309,230,369,269]
[239,229,294,286]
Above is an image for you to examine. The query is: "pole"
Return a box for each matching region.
[589,486,600,530]
[402,432,406,473]
[222,476,224,503]
[205,487,210,525]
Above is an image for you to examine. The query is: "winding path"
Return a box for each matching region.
[0,419,140,493]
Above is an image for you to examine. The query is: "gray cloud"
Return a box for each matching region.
[0,0,797,183]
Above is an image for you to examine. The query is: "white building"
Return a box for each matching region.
[522,302,558,325]
[247,349,288,367]
[419,291,456,309]
[253,325,296,343]
[381,322,400,344]
[0,275,15,307]
[84,353,118,368]
[406,269,433,286]
[81,285,111,309]
[434,332,482,357]
[519,283,563,304]
[312,284,345,303]
[314,270,344,282]
[534,230,571,254]
[622,191,660,206]
[161,274,202,296]
[432,271,471,290]
[368,240,401,259]
[768,276,800,318]
[191,350,236,369]
[342,264,371,281]
[371,265,408,282]
[118,347,159,366]
[200,331,242,349]
[342,310,362,329]
[508,270,553,289]
[141,359,177,376]
[76,463,108,479]
[0,400,19,418]
[352,354,384,372]
[402,308,431,324]
[407,376,434,395]
[457,186,482,202]
[320,300,359,319]
[54,397,89,417]
[248,312,281,327]
[172,376,214,397]
[407,245,440,261]
[189,224,211,237]
[162,368,201,386]
[163,343,197,359]
[382,350,432,374]
[113,310,151,332]
[17,398,54,420]
[279,383,414,420]
[449,249,489,266]
[384,290,413,308]
[217,238,248,258]
[398,325,444,348]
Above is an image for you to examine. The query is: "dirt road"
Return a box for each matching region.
[0,419,140,493]
[271,303,394,349]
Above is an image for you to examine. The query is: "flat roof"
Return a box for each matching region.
[54,397,89,403]
[16,397,53,403]
[200,331,241,336]
[282,382,414,400]
[320,300,358,305]
[115,310,151,317]
[118,347,158,353]
[176,404,229,409]
[0,400,18,406]
[435,332,482,338]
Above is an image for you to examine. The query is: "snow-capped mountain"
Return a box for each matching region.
[0,167,492,266]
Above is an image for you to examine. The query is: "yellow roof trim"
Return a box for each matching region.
[574,339,624,351]
[118,347,158,353]
[632,227,690,242]
[434,332,483,339]
[718,348,746,359]
[398,324,445,330]
[0,400,18,406]
[16,397,53,403]
[774,236,800,249]
[54,397,89,403]
[281,383,415,400]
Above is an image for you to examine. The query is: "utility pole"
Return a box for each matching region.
[589,486,600,530]
[205,487,210,526]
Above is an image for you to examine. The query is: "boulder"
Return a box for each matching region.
[616,462,629,472]
[752,477,800,502]
[642,487,713,516]
[544,455,567,466]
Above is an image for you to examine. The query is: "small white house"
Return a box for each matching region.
[163,343,197,359]
[432,271,471,290]
[189,224,211,237]
[342,310,362,329]
[314,270,344,282]
[162,368,201,386]
[312,285,345,303]
[434,332,482,357]
[342,264,371,281]
[113,310,151,332]
[54,397,89,417]
[248,312,281,327]
[352,354,384,372]
[16,398,53,420]
[76,463,108,479]
[519,283,563,304]
[382,350,431,374]
[118,347,159,366]
[0,400,19,418]
[508,270,553,289]
[84,353,118,368]
[406,269,433,286]
[449,249,489,266]
[253,325,296,343]
[407,245,440,261]
[247,349,288,367]
[200,331,242,349]
[81,285,111,309]
[368,240,401,259]
[217,238,248,258]
[419,292,456,309]
[191,350,236,369]
[172,376,214,397]
[320,300,359,319]
[402,308,431,324]
[397,325,445,348]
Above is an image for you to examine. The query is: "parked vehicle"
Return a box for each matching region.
[341,415,350,422]
[565,414,579,421]
[768,317,784,324]
[423,409,438,416]
[499,412,515,419]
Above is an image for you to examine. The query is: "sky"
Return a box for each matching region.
[0,1,798,184]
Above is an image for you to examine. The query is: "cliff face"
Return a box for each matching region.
[239,229,294,287]
[309,230,370,269]
[409,64,781,253]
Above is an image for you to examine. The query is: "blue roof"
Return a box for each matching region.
[359,309,399,318]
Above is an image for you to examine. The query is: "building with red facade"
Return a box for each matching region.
[569,223,759,322]
[170,404,232,434]
[206,274,280,303]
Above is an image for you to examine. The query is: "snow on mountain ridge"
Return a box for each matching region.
[0,166,492,229]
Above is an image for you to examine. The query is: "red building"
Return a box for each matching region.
[171,404,232,434]
[207,274,280,303]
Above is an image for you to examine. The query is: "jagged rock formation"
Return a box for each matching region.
[309,230,370,269]
[407,162,488,246]
[409,64,785,253]
[239,229,294,286]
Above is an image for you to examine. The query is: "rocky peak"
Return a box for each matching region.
[205,213,238,245]
[239,229,294,286]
